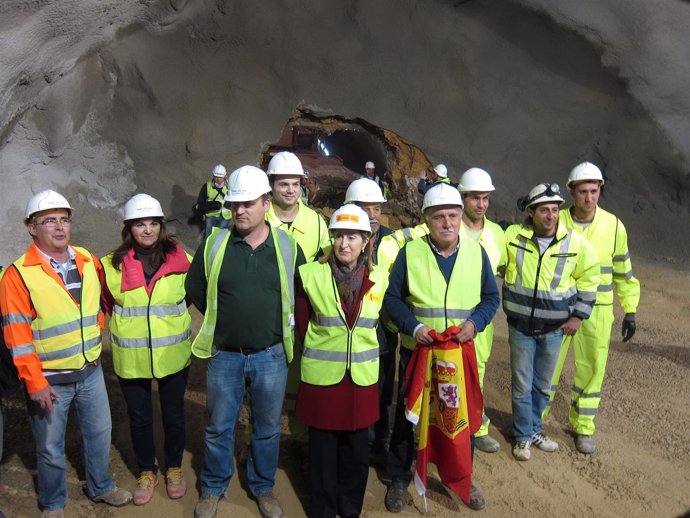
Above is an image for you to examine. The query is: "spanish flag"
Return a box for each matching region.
[405,326,483,507]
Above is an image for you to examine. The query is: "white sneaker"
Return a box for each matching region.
[512,440,531,461]
[531,432,559,452]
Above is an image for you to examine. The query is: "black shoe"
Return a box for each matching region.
[385,482,407,513]
[465,484,486,511]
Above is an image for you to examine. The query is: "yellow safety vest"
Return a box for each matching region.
[191,225,298,362]
[377,223,429,274]
[204,180,228,218]
[460,218,507,276]
[401,237,483,350]
[560,207,640,312]
[266,200,330,262]
[14,247,102,370]
[299,261,388,386]
[101,255,192,379]
[503,223,600,334]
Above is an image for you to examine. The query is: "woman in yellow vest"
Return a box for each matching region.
[101,194,192,506]
[295,204,388,518]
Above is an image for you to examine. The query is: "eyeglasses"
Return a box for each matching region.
[34,217,72,228]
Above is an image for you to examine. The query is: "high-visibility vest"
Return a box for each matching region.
[460,218,506,276]
[401,237,483,350]
[191,225,298,362]
[13,247,102,369]
[101,254,192,379]
[299,261,388,386]
[377,223,429,273]
[503,223,600,334]
[560,206,639,311]
[266,200,330,262]
[204,180,227,217]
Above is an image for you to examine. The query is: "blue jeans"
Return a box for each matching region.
[200,345,288,497]
[509,326,563,442]
[27,364,114,511]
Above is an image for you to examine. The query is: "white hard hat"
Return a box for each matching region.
[329,204,371,234]
[123,194,164,221]
[459,167,495,192]
[267,151,305,176]
[345,178,386,204]
[422,183,464,212]
[212,164,227,178]
[567,162,604,188]
[365,161,375,169]
[519,183,565,211]
[433,164,448,178]
[225,166,271,202]
[25,189,73,223]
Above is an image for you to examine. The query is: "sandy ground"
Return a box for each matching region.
[0,258,689,518]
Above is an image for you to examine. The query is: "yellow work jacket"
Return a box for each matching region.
[503,223,600,334]
[204,180,228,217]
[401,236,483,350]
[377,223,429,274]
[102,249,192,379]
[192,225,298,362]
[13,246,102,370]
[560,206,640,312]
[266,200,330,262]
[300,262,388,386]
[460,217,507,276]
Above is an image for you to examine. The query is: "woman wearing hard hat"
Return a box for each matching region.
[295,204,389,518]
[101,194,193,506]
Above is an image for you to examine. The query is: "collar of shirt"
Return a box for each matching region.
[229,223,274,250]
[428,236,460,256]
[37,246,76,281]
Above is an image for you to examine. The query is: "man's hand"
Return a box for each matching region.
[415,325,434,345]
[560,316,582,336]
[454,320,476,344]
[30,385,59,413]
[622,313,636,342]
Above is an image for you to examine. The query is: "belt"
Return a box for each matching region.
[224,346,268,355]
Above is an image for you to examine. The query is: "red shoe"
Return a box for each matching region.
[133,471,158,505]
[166,467,186,499]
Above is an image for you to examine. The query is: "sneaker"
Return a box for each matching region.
[385,481,408,513]
[92,486,133,507]
[465,484,486,511]
[165,467,186,499]
[256,492,283,518]
[575,434,596,454]
[531,432,559,452]
[474,434,501,453]
[512,440,531,461]
[133,471,158,505]
[195,493,221,518]
[41,510,64,518]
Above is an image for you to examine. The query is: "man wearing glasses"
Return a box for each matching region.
[0,190,131,517]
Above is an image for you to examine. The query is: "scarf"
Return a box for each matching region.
[331,255,366,317]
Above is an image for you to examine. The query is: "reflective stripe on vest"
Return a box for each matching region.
[102,254,192,378]
[401,237,482,350]
[191,225,296,361]
[14,247,102,369]
[299,261,387,386]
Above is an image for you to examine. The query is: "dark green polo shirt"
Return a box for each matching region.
[186,224,306,350]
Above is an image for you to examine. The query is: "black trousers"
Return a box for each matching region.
[309,426,369,518]
[370,350,397,446]
[118,366,189,473]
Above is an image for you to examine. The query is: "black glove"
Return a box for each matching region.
[206,201,222,212]
[622,313,636,342]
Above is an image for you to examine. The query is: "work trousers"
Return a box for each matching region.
[543,305,615,435]
[474,322,495,437]
[387,346,415,486]
[370,349,396,448]
[118,366,189,474]
[309,426,369,518]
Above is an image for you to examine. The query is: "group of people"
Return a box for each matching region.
[0,152,639,518]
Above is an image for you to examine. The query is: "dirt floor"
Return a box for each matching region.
[0,259,689,518]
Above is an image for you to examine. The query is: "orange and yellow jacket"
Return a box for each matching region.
[0,244,105,394]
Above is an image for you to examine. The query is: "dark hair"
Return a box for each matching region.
[319,231,374,270]
[109,218,177,271]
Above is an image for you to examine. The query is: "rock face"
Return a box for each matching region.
[0,0,689,264]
